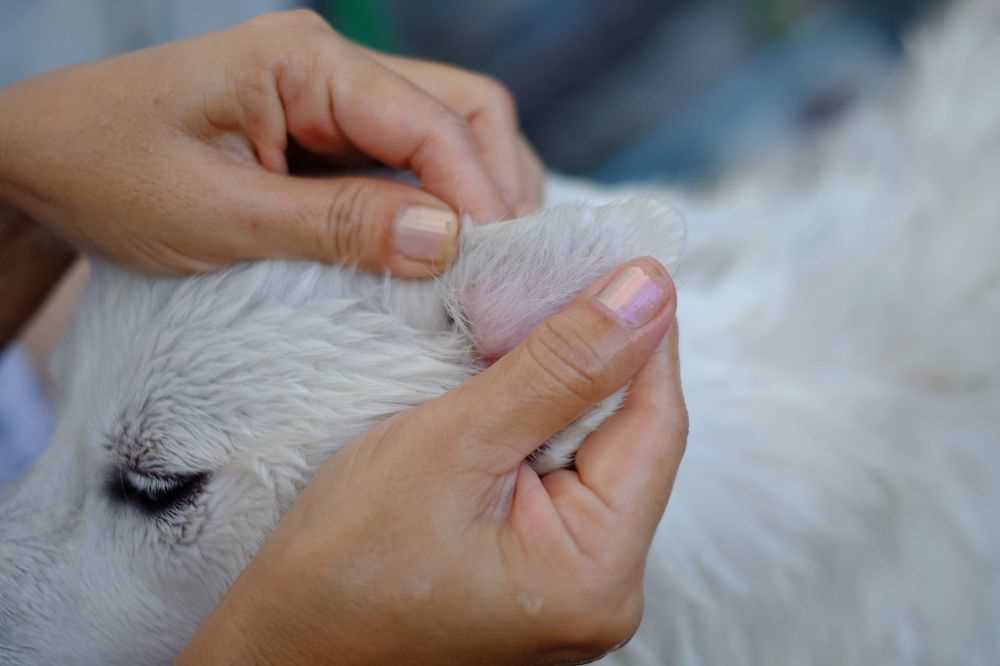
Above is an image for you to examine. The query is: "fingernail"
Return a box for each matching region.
[394,207,459,264]
[595,265,666,328]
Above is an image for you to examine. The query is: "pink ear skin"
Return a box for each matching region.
[452,199,685,369]
[461,283,572,368]
[477,354,502,368]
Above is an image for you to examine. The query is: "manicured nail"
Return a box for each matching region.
[394,207,459,264]
[595,265,666,328]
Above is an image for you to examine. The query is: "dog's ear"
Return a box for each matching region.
[441,198,685,365]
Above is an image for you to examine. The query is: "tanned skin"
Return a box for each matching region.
[0,202,76,348]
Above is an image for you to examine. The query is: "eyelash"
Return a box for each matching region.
[105,468,209,517]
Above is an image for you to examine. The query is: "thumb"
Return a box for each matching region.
[427,257,677,475]
[237,172,460,278]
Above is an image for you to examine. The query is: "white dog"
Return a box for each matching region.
[2,2,999,664]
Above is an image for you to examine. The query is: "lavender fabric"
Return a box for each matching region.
[0,347,52,484]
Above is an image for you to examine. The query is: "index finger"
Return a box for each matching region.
[571,322,688,543]
[365,54,533,215]
[315,42,512,223]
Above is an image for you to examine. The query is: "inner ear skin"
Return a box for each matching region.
[461,283,572,366]
[447,199,684,370]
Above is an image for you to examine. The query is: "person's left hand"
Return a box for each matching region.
[0,10,544,277]
[179,258,687,665]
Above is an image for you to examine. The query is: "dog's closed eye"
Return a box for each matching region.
[105,468,209,517]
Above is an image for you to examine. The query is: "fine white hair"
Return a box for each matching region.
[2,2,999,664]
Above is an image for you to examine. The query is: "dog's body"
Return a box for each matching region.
[2,2,1000,664]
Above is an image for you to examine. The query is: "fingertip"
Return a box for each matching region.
[465,194,513,225]
[569,312,686,532]
[617,318,684,434]
[589,257,676,331]
[237,171,466,278]
[514,201,536,218]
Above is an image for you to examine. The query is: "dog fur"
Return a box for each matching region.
[2,2,1000,663]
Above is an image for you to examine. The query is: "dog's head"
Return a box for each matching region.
[0,198,683,664]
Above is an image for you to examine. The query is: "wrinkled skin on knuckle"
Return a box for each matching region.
[409,114,478,182]
[284,67,336,143]
[525,314,609,406]
[231,64,277,111]
[440,115,479,156]
[320,181,376,265]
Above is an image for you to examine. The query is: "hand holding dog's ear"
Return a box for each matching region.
[180,258,687,666]
[0,10,543,278]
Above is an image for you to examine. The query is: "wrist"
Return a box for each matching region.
[0,80,80,348]
[0,74,66,219]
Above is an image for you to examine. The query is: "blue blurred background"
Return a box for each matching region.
[367,0,937,184]
[1,0,940,481]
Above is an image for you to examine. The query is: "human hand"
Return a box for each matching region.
[0,10,543,277]
[178,257,686,665]
[0,202,76,347]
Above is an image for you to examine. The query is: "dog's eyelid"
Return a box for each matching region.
[124,469,186,493]
[105,466,210,516]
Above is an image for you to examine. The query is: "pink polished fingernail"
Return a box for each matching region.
[595,265,666,328]
[394,207,459,264]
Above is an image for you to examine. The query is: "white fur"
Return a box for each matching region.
[2,2,1000,663]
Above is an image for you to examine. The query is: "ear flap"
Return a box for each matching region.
[438,198,685,473]
[441,198,685,365]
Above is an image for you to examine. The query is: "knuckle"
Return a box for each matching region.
[243,9,330,36]
[415,114,477,168]
[319,182,373,264]
[444,114,477,151]
[525,315,607,404]
[238,10,330,50]
[240,13,273,33]
[476,75,518,121]
[232,65,274,109]
[283,8,329,29]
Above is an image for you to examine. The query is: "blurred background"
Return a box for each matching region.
[3,0,942,184]
[1,0,941,481]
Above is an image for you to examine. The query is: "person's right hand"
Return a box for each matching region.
[179,257,687,665]
[0,10,543,277]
